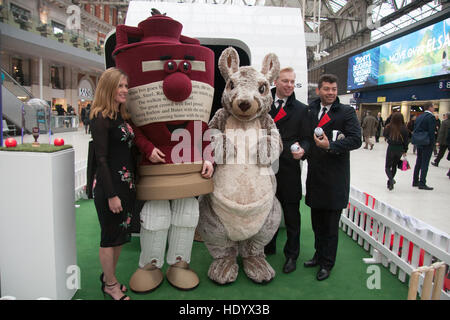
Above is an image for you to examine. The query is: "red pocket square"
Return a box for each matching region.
[274,107,287,123]
[318,113,331,127]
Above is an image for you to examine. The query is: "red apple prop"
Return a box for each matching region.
[5,137,17,148]
[54,138,64,146]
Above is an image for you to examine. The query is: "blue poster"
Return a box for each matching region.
[347,47,380,90]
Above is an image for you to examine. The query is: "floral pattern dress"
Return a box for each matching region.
[91,112,136,247]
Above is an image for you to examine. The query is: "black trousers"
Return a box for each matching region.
[434,144,448,165]
[385,146,402,182]
[265,201,300,260]
[310,208,341,271]
[413,145,433,185]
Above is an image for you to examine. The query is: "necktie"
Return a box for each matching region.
[319,106,327,120]
[276,99,284,110]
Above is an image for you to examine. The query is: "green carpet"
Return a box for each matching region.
[72,199,408,300]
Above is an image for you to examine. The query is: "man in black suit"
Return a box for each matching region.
[264,67,311,274]
[305,74,361,281]
[412,102,436,190]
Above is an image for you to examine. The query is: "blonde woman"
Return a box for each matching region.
[90,68,135,300]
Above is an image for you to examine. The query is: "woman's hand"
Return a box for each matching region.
[108,196,123,214]
[149,147,166,163]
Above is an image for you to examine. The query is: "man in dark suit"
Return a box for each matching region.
[264,67,311,274]
[305,74,361,281]
[412,102,436,190]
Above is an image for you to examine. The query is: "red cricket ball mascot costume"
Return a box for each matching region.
[113,11,215,292]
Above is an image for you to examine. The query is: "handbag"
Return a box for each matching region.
[411,130,430,146]
[397,156,410,171]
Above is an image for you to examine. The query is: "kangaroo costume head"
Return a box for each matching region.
[218,47,280,122]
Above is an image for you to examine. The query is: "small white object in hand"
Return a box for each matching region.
[314,127,324,137]
[290,144,300,152]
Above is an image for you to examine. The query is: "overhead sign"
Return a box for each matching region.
[347,17,450,91]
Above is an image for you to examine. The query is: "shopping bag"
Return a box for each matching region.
[397,156,410,171]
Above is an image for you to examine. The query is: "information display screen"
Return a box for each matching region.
[347,17,450,91]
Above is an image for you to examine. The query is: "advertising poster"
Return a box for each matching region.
[347,47,380,90]
[379,18,450,85]
[347,17,449,91]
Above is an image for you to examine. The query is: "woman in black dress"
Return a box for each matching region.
[383,112,409,190]
[90,68,135,300]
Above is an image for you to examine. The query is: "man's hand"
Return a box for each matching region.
[314,132,330,150]
[149,147,166,163]
[291,142,305,160]
[108,196,123,214]
[201,160,214,179]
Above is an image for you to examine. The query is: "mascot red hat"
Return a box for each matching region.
[113,13,214,292]
[113,13,214,200]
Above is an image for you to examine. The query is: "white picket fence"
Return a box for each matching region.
[341,187,450,300]
[74,160,87,201]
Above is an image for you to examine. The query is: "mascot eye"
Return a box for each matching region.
[164,60,177,73]
[179,60,192,74]
[228,81,234,90]
[258,84,266,94]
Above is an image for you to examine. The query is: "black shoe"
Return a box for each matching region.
[283,258,297,274]
[387,180,393,190]
[304,257,319,268]
[431,162,438,167]
[418,184,433,190]
[412,181,419,187]
[316,268,330,281]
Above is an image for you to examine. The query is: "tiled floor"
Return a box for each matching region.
[17,127,450,235]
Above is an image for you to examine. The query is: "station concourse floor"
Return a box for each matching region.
[20,126,450,236]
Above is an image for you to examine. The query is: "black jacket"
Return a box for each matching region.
[269,88,311,203]
[305,97,362,210]
[413,111,436,146]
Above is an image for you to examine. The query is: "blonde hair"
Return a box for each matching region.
[276,67,296,81]
[90,67,130,120]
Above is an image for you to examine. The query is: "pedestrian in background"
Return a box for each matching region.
[362,111,378,150]
[383,112,409,190]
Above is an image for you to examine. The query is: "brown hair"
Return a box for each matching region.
[318,74,338,89]
[90,67,130,120]
[386,112,405,141]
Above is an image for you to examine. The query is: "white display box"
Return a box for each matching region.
[0,148,77,300]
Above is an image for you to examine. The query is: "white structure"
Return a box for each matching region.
[0,149,77,300]
[124,1,308,103]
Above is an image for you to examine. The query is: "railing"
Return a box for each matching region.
[1,66,33,102]
[341,187,450,300]
[74,160,88,201]
[0,6,103,56]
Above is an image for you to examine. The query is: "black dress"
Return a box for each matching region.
[91,112,136,248]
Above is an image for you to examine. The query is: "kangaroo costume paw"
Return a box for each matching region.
[242,256,275,284]
[208,257,239,285]
[129,264,164,293]
[166,261,200,291]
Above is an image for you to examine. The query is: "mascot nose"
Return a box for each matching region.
[238,102,251,112]
[163,72,192,102]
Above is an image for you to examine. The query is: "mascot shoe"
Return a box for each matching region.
[129,263,164,293]
[166,261,199,290]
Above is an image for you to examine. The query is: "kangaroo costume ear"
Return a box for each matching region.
[218,47,240,82]
[261,53,280,84]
